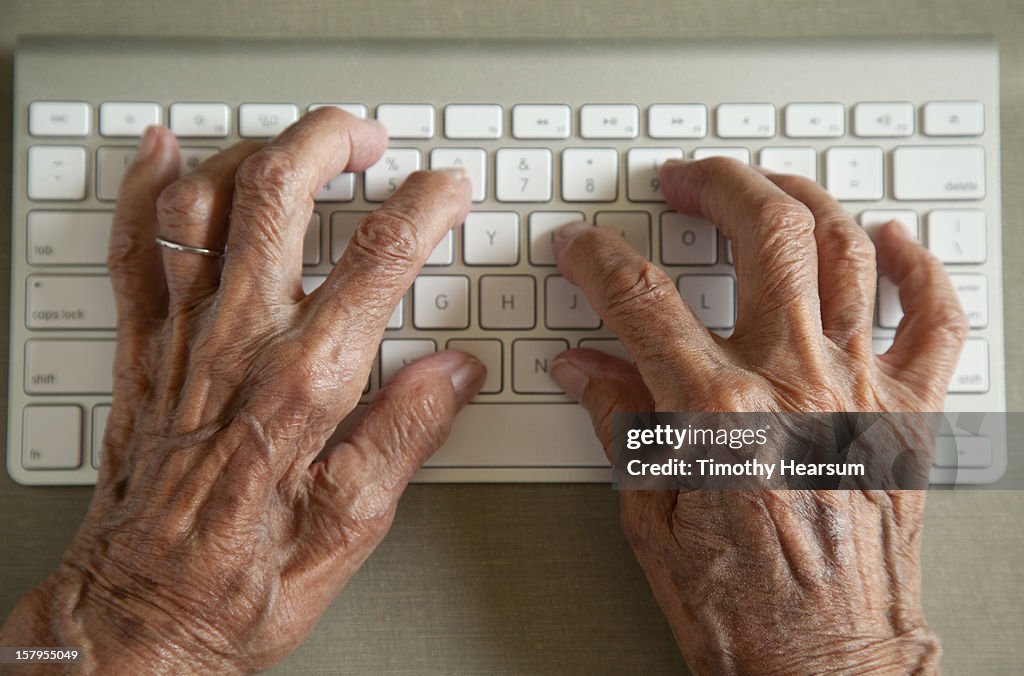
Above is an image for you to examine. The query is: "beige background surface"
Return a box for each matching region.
[0,0,1022,673]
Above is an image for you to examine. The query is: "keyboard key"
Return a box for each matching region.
[377,104,435,139]
[413,276,469,329]
[27,211,112,265]
[480,276,535,329]
[578,339,633,363]
[758,147,817,181]
[934,436,992,469]
[304,214,320,266]
[28,146,87,200]
[444,104,503,139]
[315,173,355,202]
[825,147,883,200]
[96,147,136,201]
[99,102,161,137]
[387,299,404,330]
[950,274,988,328]
[546,276,600,329]
[627,148,683,201]
[877,277,902,329]
[949,339,989,393]
[647,104,707,139]
[430,148,487,201]
[425,231,454,266]
[853,102,914,137]
[29,101,91,137]
[859,210,919,239]
[923,101,984,136]
[594,211,651,259]
[661,213,717,265]
[446,339,503,393]
[22,405,81,469]
[496,148,552,202]
[365,148,421,201]
[512,104,571,139]
[25,339,115,394]
[927,209,986,263]
[716,103,775,138]
[169,102,230,137]
[678,275,735,329]
[784,103,844,138]
[529,211,585,265]
[329,211,369,262]
[92,405,111,469]
[692,147,750,163]
[562,148,618,202]
[580,104,639,139]
[27,275,115,329]
[308,103,368,118]
[513,340,569,393]
[380,339,436,385]
[463,212,519,265]
[238,103,299,137]
[893,146,985,201]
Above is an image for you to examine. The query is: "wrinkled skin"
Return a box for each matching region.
[548,159,967,674]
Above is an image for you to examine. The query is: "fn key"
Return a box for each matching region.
[23,405,81,469]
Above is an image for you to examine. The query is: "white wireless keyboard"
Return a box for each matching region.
[8,36,1005,485]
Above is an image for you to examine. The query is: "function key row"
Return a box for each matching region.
[29,100,986,140]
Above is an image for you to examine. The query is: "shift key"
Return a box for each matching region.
[27,275,115,329]
[25,340,115,394]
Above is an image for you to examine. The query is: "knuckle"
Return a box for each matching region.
[156,179,217,231]
[600,258,676,319]
[825,222,876,268]
[351,210,425,267]
[754,198,815,237]
[396,381,450,449]
[235,146,310,200]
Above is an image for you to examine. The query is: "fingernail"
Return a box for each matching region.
[550,357,589,402]
[662,158,691,169]
[450,354,486,402]
[438,167,469,182]
[137,125,161,158]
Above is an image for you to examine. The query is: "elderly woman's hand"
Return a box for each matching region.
[549,158,968,674]
[0,110,483,673]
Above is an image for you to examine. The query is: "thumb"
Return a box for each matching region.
[550,348,654,459]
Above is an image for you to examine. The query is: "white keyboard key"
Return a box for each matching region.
[716,103,775,138]
[627,148,683,201]
[580,104,639,139]
[315,173,355,202]
[512,104,571,139]
[29,101,91,137]
[308,103,368,118]
[365,148,421,202]
[413,276,469,329]
[376,104,435,139]
[25,339,115,394]
[529,211,585,265]
[859,210,919,240]
[950,274,988,328]
[329,211,369,262]
[380,339,436,386]
[853,102,914,137]
[758,147,817,181]
[546,276,600,329]
[446,339,503,394]
[425,231,454,266]
[238,103,299,138]
[27,275,116,329]
[872,337,894,356]
[949,339,989,393]
[513,340,569,393]
[661,213,717,265]
[826,147,884,201]
[96,147,136,201]
[99,102,161,137]
[169,103,230,137]
[387,299,404,330]
[927,210,986,264]
[923,101,984,137]
[647,104,707,139]
[934,436,992,469]
[692,147,750,163]
[594,211,651,259]
[22,405,81,469]
[301,276,325,294]
[28,146,87,201]
[463,212,519,265]
[179,147,218,175]
[784,103,844,138]
[893,146,985,201]
[578,339,633,363]
[678,275,735,329]
[431,148,487,201]
[480,276,535,329]
[92,405,111,469]
[304,214,320,266]
[562,148,618,202]
[496,148,552,202]
[444,104,503,139]
[27,211,111,265]
[877,277,902,329]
